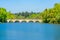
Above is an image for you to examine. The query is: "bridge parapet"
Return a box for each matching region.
[7,19,42,23]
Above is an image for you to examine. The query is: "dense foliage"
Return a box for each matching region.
[0,8,7,23]
[0,8,15,23]
[0,3,60,24]
[14,12,40,19]
[40,3,60,24]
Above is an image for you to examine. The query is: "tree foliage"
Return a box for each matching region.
[0,8,15,23]
[40,3,60,24]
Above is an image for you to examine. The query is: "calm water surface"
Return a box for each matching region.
[0,23,60,40]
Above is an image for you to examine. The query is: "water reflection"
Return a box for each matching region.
[0,23,60,40]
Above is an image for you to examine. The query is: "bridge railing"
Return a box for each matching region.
[7,19,43,23]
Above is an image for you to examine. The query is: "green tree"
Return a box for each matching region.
[0,8,7,23]
[40,3,60,24]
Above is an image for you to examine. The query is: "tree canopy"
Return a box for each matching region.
[40,3,60,24]
[0,8,15,23]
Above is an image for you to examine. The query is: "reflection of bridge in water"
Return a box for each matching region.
[7,19,42,23]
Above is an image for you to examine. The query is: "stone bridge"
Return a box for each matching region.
[7,19,42,23]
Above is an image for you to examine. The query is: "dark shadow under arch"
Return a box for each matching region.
[29,21,33,23]
[21,21,26,23]
[9,21,13,23]
[15,20,19,23]
[35,21,40,23]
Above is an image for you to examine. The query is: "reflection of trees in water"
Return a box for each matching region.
[55,27,60,40]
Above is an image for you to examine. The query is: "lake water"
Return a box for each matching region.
[0,23,60,40]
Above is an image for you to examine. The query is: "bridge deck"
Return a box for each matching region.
[7,19,42,23]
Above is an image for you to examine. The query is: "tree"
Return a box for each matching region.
[0,8,7,23]
[40,3,60,24]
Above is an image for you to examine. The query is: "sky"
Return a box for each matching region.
[0,0,60,13]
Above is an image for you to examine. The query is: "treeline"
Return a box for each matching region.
[14,12,40,19]
[0,3,60,24]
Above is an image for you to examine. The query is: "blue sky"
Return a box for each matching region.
[0,0,60,13]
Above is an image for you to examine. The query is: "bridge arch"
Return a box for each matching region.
[29,21,34,23]
[15,20,20,23]
[35,21,40,23]
[21,21,26,23]
[9,20,13,23]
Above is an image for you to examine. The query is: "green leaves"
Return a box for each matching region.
[40,3,60,24]
[0,8,7,22]
[0,8,16,23]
